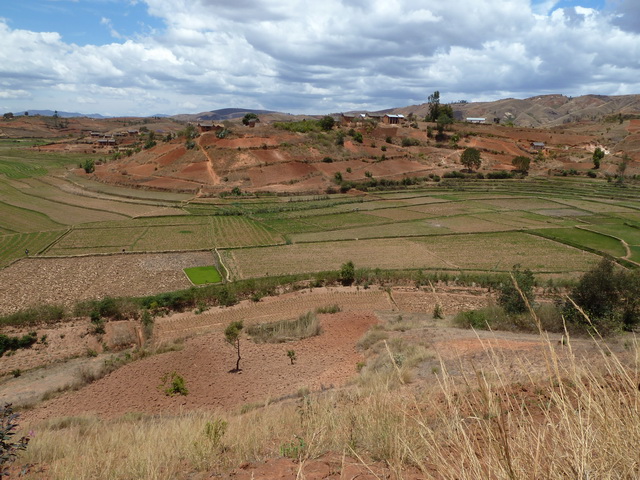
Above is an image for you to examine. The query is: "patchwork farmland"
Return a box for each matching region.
[1,136,639,315]
[1,134,639,282]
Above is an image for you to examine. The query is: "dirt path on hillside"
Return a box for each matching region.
[197,136,221,185]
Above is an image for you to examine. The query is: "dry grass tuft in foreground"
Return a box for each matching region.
[16,330,640,479]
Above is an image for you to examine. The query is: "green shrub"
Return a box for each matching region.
[0,332,37,357]
[315,304,341,314]
[339,261,355,286]
[160,371,188,396]
[0,304,65,328]
[487,170,513,179]
[286,349,297,365]
[401,137,421,147]
[216,287,237,307]
[454,309,490,329]
[82,159,95,174]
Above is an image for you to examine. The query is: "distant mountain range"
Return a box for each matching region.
[8,95,640,127]
[12,110,109,119]
[171,108,278,122]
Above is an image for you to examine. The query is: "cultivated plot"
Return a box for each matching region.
[45,216,283,255]
[220,232,601,280]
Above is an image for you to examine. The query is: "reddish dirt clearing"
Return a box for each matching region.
[24,312,376,422]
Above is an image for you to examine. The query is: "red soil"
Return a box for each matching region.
[24,312,376,421]
[126,163,157,176]
[245,161,318,187]
[157,145,188,166]
[143,177,201,191]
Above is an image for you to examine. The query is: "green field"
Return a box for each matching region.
[1,140,640,283]
[184,266,222,284]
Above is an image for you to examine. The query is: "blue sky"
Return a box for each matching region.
[1,0,639,116]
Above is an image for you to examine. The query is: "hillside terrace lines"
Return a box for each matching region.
[33,175,189,217]
[153,288,394,343]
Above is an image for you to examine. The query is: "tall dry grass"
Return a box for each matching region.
[246,311,321,343]
[18,327,639,479]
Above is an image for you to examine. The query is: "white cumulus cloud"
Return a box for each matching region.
[0,0,639,116]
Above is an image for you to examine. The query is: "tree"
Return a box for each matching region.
[616,155,629,185]
[460,147,481,171]
[498,265,535,314]
[182,123,197,140]
[426,91,440,122]
[144,131,156,149]
[2,113,13,120]
[562,257,640,332]
[339,260,355,286]
[318,115,335,131]
[242,113,259,126]
[82,159,95,174]
[511,155,531,174]
[224,321,244,372]
[565,257,620,331]
[592,147,604,169]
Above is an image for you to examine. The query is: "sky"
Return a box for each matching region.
[1,0,639,117]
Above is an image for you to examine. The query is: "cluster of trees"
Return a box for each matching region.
[460,258,639,335]
[242,113,259,125]
[564,257,640,333]
[426,91,454,140]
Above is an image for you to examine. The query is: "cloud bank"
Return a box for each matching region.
[1,0,639,116]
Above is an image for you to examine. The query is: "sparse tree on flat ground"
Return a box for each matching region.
[460,147,482,171]
[224,321,244,372]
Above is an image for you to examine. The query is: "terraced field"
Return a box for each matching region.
[45,216,283,255]
[1,138,640,294]
[220,232,603,280]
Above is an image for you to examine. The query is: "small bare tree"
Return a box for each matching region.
[224,321,244,372]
